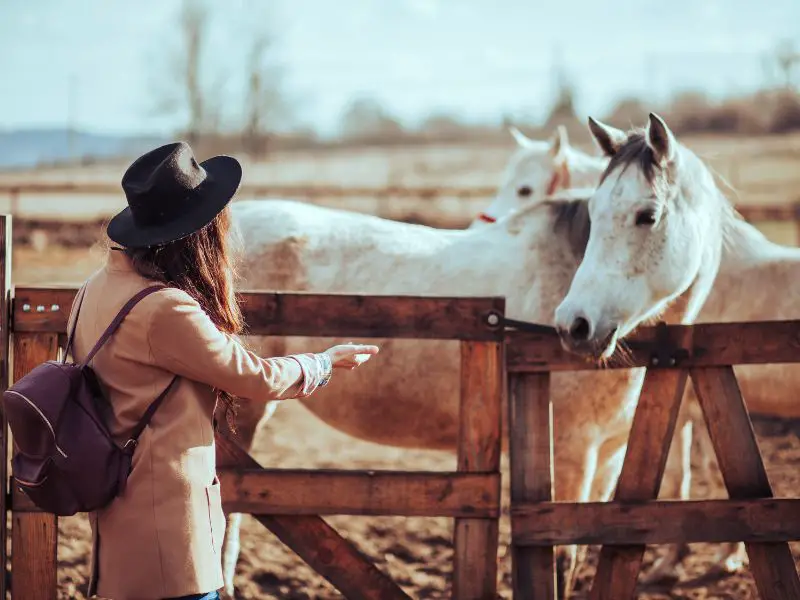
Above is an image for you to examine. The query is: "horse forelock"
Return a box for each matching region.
[598,130,676,193]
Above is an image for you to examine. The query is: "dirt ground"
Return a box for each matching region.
[10,247,800,600]
[52,401,800,600]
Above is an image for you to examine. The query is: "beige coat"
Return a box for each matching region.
[69,251,312,599]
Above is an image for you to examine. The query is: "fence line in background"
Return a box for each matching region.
[1,182,799,242]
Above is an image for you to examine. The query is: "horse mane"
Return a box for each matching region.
[546,197,591,259]
[500,189,592,260]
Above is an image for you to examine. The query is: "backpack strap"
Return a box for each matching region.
[63,283,89,363]
[123,374,180,451]
[82,285,168,366]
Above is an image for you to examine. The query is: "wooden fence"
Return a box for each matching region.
[504,321,800,599]
[3,216,506,599]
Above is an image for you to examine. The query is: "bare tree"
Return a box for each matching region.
[762,39,800,90]
[150,0,223,146]
[241,30,289,158]
[774,40,800,89]
[543,48,579,131]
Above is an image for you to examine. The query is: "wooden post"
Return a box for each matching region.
[9,190,19,218]
[452,341,502,600]
[10,333,59,600]
[589,368,688,600]
[509,372,555,600]
[0,215,11,600]
[794,201,800,246]
[691,367,800,600]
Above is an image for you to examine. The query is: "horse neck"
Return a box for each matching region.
[662,155,733,326]
[700,218,800,321]
[451,210,577,321]
[437,224,532,302]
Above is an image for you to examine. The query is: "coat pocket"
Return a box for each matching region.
[205,476,226,555]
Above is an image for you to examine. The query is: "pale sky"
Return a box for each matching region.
[1,0,798,136]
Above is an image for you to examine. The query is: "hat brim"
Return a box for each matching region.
[106,155,242,248]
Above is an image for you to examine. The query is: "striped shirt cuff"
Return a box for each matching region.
[287,352,332,397]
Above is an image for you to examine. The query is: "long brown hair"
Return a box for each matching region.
[119,206,243,429]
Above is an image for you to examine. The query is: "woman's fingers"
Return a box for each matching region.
[351,344,379,355]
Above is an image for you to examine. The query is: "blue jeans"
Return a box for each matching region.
[166,593,220,600]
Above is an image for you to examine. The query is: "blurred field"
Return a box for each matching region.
[6,135,800,599]
[1,133,800,244]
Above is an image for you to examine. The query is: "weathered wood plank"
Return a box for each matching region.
[10,332,59,600]
[691,367,800,600]
[217,469,499,517]
[589,369,688,600]
[0,214,11,600]
[512,498,800,546]
[508,373,555,600]
[10,469,500,518]
[13,287,505,341]
[506,319,800,371]
[215,433,411,600]
[453,341,503,600]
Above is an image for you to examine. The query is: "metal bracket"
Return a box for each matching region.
[648,321,690,368]
[484,310,503,330]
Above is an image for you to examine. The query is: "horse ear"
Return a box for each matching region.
[509,126,534,148]
[587,117,626,157]
[548,125,569,159]
[646,113,677,164]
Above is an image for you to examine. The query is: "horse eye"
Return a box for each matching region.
[635,209,657,227]
[517,186,532,197]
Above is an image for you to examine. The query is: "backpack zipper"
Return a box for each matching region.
[6,390,68,458]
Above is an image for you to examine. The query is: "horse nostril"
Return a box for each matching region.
[569,317,591,342]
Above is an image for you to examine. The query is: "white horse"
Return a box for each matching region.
[221,193,650,599]
[555,112,787,586]
[476,120,800,583]
[469,125,607,228]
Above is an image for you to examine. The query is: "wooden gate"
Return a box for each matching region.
[505,320,800,599]
[2,221,505,599]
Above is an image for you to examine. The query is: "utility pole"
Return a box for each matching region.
[67,73,77,162]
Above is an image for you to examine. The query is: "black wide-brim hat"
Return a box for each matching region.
[107,141,242,248]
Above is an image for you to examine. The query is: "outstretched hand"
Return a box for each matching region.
[324,343,380,370]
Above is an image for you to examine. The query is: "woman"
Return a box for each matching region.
[68,142,379,600]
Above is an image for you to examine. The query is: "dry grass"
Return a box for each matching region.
[0,133,799,233]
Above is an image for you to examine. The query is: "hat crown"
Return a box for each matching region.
[121,142,208,227]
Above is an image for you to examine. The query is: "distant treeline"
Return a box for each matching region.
[18,88,800,172]
[190,87,800,156]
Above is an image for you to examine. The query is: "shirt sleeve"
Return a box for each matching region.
[145,288,325,401]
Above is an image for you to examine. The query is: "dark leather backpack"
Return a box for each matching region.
[3,285,177,516]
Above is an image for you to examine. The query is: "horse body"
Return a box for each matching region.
[221,196,642,598]
[555,113,768,588]
[217,119,798,597]
[699,218,800,417]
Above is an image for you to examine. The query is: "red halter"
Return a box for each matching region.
[545,160,572,196]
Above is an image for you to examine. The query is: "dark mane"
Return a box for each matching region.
[598,130,666,187]
[545,198,591,259]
